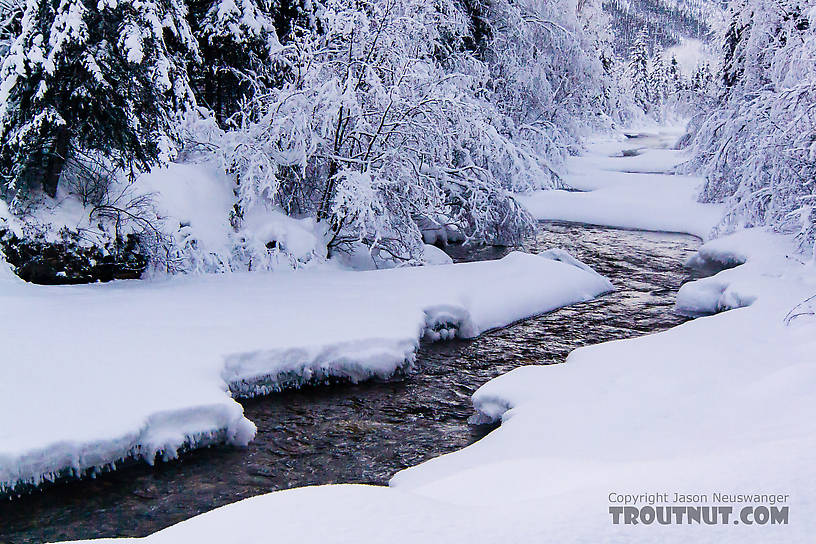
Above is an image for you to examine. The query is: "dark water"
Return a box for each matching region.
[0,222,701,543]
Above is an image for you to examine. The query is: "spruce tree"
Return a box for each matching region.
[691,63,713,93]
[0,0,199,199]
[628,28,651,110]
[648,44,668,105]
[268,0,312,43]
[668,54,683,92]
[722,0,749,90]
[186,0,278,124]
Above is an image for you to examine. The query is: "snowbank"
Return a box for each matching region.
[518,131,723,238]
[58,231,816,544]
[60,133,816,544]
[390,228,816,542]
[0,250,611,494]
[677,229,801,315]
[89,229,816,544]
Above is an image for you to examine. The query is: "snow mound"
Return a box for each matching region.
[0,249,611,495]
[223,339,419,398]
[676,229,799,316]
[422,244,454,266]
[539,247,605,277]
[518,131,723,238]
[135,163,326,274]
[423,304,475,341]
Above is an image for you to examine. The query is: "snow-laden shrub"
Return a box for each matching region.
[686,0,816,256]
[0,0,618,275]
[127,155,327,275]
[474,0,612,156]
[193,0,554,265]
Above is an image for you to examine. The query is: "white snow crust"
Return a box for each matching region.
[0,250,611,494]
[390,228,816,543]
[59,129,816,544]
[518,129,723,238]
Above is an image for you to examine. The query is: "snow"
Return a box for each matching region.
[677,229,801,316]
[518,129,723,239]
[122,25,145,65]
[0,249,612,494]
[135,162,327,273]
[664,38,719,76]
[56,128,816,544]
[13,160,328,274]
[136,163,236,254]
[389,227,816,544]
[421,244,454,266]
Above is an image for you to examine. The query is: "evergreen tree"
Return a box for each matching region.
[647,44,668,106]
[627,28,651,110]
[667,54,683,92]
[0,0,199,199]
[691,62,713,93]
[186,0,280,124]
[721,0,750,90]
[267,0,312,44]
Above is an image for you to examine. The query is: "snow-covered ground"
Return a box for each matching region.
[0,249,612,494]
[389,228,816,543]
[57,130,816,543]
[518,128,723,238]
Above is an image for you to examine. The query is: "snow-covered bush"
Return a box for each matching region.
[686,0,816,256]
[0,0,618,276]
[473,0,613,157]
[198,0,615,266]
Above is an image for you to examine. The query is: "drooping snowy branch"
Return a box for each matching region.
[686,0,816,257]
[0,0,619,273]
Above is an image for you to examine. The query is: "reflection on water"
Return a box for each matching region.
[0,222,701,544]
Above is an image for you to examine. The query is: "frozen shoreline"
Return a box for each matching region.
[0,250,612,495]
[517,129,723,238]
[57,130,816,543]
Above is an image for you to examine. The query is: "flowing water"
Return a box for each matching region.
[0,222,703,544]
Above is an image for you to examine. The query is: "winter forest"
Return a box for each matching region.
[2,0,816,542]
[0,0,736,277]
